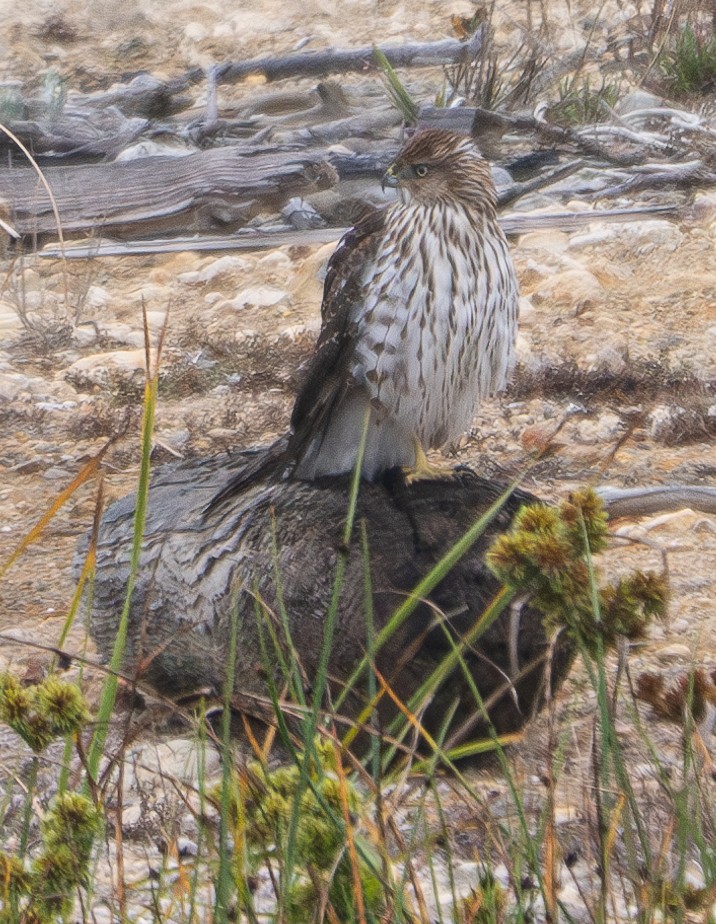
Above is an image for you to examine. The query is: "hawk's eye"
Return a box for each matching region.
[414,164,429,178]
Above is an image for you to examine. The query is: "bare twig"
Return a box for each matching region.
[598,485,716,519]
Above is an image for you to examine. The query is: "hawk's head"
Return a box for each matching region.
[383,129,496,211]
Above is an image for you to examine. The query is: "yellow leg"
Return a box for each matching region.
[402,440,454,484]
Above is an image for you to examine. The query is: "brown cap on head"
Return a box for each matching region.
[382,130,497,210]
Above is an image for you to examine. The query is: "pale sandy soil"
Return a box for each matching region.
[1,1,716,920]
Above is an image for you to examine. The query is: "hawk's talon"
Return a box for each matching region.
[402,444,456,484]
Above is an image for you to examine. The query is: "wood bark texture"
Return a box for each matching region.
[83,455,575,757]
[0,147,337,237]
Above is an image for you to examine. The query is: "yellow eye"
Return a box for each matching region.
[415,164,429,178]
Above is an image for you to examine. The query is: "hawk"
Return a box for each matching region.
[210,129,518,506]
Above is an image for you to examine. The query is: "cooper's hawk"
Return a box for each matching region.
[211,129,518,506]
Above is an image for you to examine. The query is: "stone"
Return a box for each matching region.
[529,269,605,309]
[0,303,24,336]
[177,256,253,285]
[257,250,292,268]
[184,21,209,41]
[616,90,664,115]
[121,737,221,802]
[620,220,684,253]
[115,139,195,161]
[227,286,289,310]
[518,229,570,253]
[517,295,536,326]
[0,372,31,401]
[84,285,111,309]
[655,643,692,661]
[646,405,687,443]
[572,413,623,445]
[66,349,156,387]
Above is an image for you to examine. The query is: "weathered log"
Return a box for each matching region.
[1,113,150,160]
[0,147,338,238]
[74,72,202,119]
[38,203,680,260]
[83,457,575,758]
[214,33,484,84]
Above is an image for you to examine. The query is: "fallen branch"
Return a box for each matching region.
[213,32,484,83]
[1,147,337,237]
[597,485,716,518]
[37,204,680,259]
[594,159,716,197]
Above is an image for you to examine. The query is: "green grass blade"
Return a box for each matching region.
[214,603,242,923]
[373,47,419,122]
[85,362,157,783]
[279,406,370,912]
[335,477,522,714]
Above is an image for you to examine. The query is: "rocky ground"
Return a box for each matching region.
[2,0,716,921]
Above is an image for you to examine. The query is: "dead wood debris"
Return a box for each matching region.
[2,34,716,244]
[212,31,485,83]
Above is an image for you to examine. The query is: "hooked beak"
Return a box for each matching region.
[381,164,400,192]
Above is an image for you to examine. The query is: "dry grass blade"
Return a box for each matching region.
[332,740,368,924]
[0,120,67,297]
[0,214,20,240]
[0,443,111,578]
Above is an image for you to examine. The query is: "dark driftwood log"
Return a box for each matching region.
[0,148,337,238]
[84,455,575,757]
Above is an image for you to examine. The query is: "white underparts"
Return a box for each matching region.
[298,200,519,480]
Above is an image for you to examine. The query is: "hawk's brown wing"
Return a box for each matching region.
[205,205,385,513]
[288,205,385,461]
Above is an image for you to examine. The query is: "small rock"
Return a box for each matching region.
[621,220,684,253]
[655,643,692,661]
[518,229,570,254]
[206,427,238,441]
[685,860,706,889]
[281,197,325,230]
[529,269,604,309]
[584,342,628,374]
[35,400,78,412]
[121,803,143,830]
[228,286,289,310]
[573,413,623,445]
[84,285,111,309]
[184,20,208,41]
[176,836,198,858]
[115,139,195,161]
[156,428,191,450]
[73,325,99,347]
[616,89,664,115]
[87,905,114,924]
[646,404,688,443]
[257,249,293,269]
[670,618,690,634]
[0,303,24,335]
[43,466,72,481]
[178,256,252,285]
[517,295,536,326]
[0,372,31,401]
[10,459,47,474]
[66,349,155,387]
[568,227,619,250]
